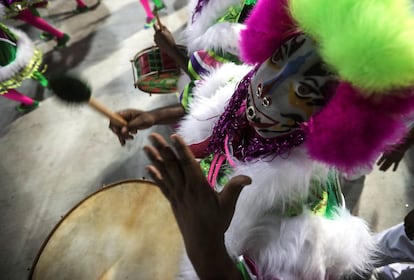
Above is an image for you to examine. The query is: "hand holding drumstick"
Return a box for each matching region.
[152,13,189,75]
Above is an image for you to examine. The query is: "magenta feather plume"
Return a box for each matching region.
[240,0,294,64]
[305,82,414,174]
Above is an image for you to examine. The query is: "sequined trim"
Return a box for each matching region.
[0,48,44,94]
[270,169,343,218]
[215,0,258,24]
[199,154,233,191]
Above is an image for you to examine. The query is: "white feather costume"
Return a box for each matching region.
[176,0,253,102]
[184,0,246,56]
[176,62,378,279]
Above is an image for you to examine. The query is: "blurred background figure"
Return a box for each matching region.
[0,23,48,113]
[0,0,70,49]
[139,0,165,29]
[36,0,91,41]
[74,0,90,13]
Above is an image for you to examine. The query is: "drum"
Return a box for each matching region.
[131,45,187,94]
[30,179,184,280]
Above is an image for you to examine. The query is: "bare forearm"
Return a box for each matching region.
[164,44,189,75]
[187,242,243,280]
[150,104,185,125]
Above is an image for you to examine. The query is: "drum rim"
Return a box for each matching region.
[137,69,181,79]
[132,44,187,60]
[28,178,157,279]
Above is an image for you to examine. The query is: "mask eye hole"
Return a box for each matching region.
[297,84,311,96]
[256,84,263,97]
[262,97,271,107]
[246,105,256,119]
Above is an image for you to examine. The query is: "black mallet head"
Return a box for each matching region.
[49,74,92,103]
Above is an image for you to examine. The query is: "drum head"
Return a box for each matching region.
[30,180,183,280]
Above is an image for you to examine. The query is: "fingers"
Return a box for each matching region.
[377,156,401,172]
[144,144,174,200]
[377,154,393,172]
[144,133,188,199]
[218,175,251,230]
[109,123,135,146]
[219,175,251,209]
[376,155,385,166]
[150,133,185,187]
[146,164,172,200]
[109,109,146,145]
[170,134,215,196]
[392,161,400,172]
[109,122,127,145]
[378,161,392,172]
[170,134,201,173]
[144,143,174,185]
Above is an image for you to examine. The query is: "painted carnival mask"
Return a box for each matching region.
[246,34,335,138]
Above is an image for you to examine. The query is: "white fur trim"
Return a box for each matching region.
[230,148,328,215]
[0,27,37,83]
[177,63,251,145]
[186,22,244,56]
[185,0,245,54]
[224,157,376,279]
[226,208,377,279]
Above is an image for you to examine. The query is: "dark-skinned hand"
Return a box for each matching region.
[153,22,176,53]
[377,145,408,172]
[153,21,189,74]
[143,133,251,279]
[404,208,414,240]
[109,109,156,145]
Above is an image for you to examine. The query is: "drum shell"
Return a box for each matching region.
[132,45,187,94]
[30,179,184,280]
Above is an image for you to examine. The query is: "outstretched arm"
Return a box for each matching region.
[144,133,251,280]
[109,104,185,145]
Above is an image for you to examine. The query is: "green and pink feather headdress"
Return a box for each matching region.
[240,0,414,174]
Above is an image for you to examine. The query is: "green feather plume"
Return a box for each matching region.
[289,0,414,95]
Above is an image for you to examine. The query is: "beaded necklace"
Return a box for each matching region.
[208,69,306,162]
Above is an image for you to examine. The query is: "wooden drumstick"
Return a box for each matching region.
[153,10,162,30]
[88,98,127,126]
[49,74,128,126]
